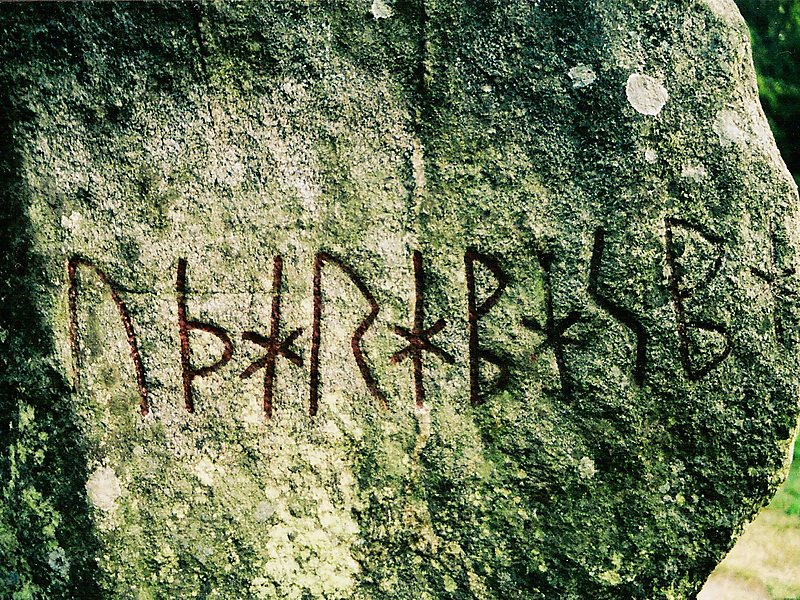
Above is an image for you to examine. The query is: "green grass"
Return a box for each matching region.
[700,440,800,600]
[771,442,800,517]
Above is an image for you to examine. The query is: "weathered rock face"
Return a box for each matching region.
[0,1,798,598]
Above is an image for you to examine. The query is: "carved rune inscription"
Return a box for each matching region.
[390,251,454,408]
[523,250,584,400]
[177,258,234,413]
[750,220,800,348]
[68,257,149,416]
[239,256,304,419]
[588,229,648,387]
[465,249,509,406]
[311,252,386,415]
[68,221,765,418]
[664,218,731,381]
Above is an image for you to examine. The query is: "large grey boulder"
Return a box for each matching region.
[0,1,798,598]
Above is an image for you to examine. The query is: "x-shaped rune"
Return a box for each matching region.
[522,252,584,400]
[240,256,304,419]
[390,319,454,365]
[241,328,303,415]
[241,329,303,375]
[523,311,582,358]
[390,251,454,408]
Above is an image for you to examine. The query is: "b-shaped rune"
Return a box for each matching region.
[522,252,584,400]
[465,248,510,406]
[240,256,304,419]
[664,218,731,381]
[390,250,454,408]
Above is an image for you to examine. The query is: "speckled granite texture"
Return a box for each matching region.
[0,1,798,598]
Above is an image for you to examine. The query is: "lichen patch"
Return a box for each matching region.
[370,0,393,19]
[60,210,83,233]
[194,457,219,486]
[578,456,597,480]
[568,64,597,89]
[255,501,276,523]
[626,73,668,116]
[47,547,70,577]
[85,466,122,512]
[713,109,747,147]
[681,164,708,181]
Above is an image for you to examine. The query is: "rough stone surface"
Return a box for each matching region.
[0,2,798,599]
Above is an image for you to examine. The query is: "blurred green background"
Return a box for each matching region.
[737,0,800,184]
[700,2,800,598]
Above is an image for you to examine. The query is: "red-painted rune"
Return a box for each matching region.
[240,256,304,418]
[390,250,454,408]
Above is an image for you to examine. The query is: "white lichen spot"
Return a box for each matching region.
[625,73,668,116]
[194,458,217,486]
[255,501,276,523]
[374,234,407,263]
[568,64,597,89]
[578,456,597,480]
[681,163,708,181]
[713,109,747,147]
[60,210,83,232]
[644,148,658,164]
[371,0,393,19]
[85,466,122,512]
[321,419,344,441]
[47,547,70,576]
